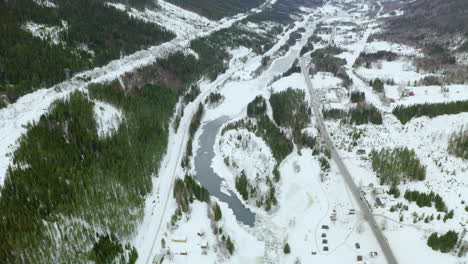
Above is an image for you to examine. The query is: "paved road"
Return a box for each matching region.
[300,59,398,264]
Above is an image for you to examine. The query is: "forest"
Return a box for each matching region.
[370,147,426,185]
[0,0,174,105]
[224,96,293,164]
[347,103,383,125]
[427,231,459,253]
[353,51,398,68]
[0,80,181,263]
[393,100,468,124]
[448,127,468,160]
[369,79,385,93]
[403,190,447,212]
[269,88,310,138]
[310,47,346,76]
[350,91,365,103]
[174,174,210,212]
[322,108,346,120]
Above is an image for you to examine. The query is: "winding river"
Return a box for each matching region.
[194,117,256,226]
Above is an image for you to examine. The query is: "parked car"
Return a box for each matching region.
[370,251,378,257]
[355,242,360,249]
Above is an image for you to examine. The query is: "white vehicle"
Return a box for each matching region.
[370,251,378,257]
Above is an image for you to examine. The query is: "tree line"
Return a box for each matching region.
[0,0,174,105]
[370,147,426,185]
[427,231,458,253]
[403,190,447,212]
[393,100,468,124]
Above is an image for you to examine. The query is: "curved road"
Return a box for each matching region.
[300,59,398,264]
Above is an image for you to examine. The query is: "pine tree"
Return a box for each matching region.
[284,243,291,254]
[213,202,222,221]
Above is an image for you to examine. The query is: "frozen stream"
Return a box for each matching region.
[194,116,256,226]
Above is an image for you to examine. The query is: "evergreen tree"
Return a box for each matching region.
[284,243,291,254]
[213,202,222,221]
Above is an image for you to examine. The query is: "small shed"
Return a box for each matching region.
[201,241,208,249]
[376,197,384,207]
[356,149,366,155]
[153,254,165,264]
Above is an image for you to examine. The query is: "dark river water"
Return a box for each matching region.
[194,116,256,226]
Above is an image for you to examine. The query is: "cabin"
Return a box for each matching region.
[153,254,164,264]
[376,197,384,207]
[201,241,208,249]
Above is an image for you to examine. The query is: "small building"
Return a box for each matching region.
[153,254,164,264]
[389,98,395,103]
[357,255,363,261]
[376,197,384,207]
[201,241,208,249]
[356,149,366,155]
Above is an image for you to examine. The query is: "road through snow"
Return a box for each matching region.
[301,57,398,264]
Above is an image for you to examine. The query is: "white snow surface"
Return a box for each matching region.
[93,100,124,138]
[363,41,423,57]
[355,58,436,85]
[22,21,67,45]
[218,129,276,193]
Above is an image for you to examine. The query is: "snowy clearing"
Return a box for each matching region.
[22,21,67,45]
[93,100,124,138]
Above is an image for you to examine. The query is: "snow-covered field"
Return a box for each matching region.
[310,2,468,263]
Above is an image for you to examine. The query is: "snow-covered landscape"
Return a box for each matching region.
[0,0,467,263]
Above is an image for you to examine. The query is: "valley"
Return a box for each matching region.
[0,0,466,263]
